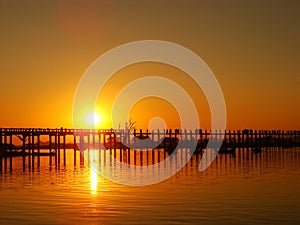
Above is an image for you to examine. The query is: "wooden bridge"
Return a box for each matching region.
[0,128,299,171]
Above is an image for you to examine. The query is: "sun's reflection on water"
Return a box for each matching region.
[90,167,98,195]
[89,150,100,195]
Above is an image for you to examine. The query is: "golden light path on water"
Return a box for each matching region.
[88,150,100,195]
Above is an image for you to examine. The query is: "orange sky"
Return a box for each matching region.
[0,0,299,130]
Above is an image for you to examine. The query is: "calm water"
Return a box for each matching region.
[1,147,300,225]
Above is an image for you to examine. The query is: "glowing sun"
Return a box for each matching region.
[86,112,101,127]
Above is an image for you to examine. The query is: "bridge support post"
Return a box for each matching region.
[0,129,2,172]
[49,135,52,166]
[31,132,34,169]
[73,135,77,165]
[63,134,66,166]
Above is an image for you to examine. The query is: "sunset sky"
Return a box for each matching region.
[0,0,299,130]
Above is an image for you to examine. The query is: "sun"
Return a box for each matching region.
[86,112,101,127]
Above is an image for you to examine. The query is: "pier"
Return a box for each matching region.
[0,128,299,171]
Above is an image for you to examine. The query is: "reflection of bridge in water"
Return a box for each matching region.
[0,146,299,176]
[0,128,299,171]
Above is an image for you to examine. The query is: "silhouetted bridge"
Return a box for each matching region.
[0,128,299,171]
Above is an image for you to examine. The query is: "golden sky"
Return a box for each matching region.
[0,0,299,130]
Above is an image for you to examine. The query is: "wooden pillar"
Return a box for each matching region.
[37,134,40,167]
[199,129,203,146]
[73,135,76,165]
[233,130,236,145]
[219,129,223,146]
[87,133,90,156]
[20,134,25,156]
[133,129,136,148]
[98,133,102,162]
[103,134,106,165]
[249,130,252,146]
[0,128,2,147]
[139,150,142,166]
[31,132,34,169]
[184,129,188,147]
[80,134,84,165]
[274,130,276,146]
[0,129,2,171]
[37,134,40,155]
[87,135,90,164]
[22,132,27,171]
[58,133,61,165]
[157,129,160,145]
[9,134,13,171]
[214,129,218,148]
[150,130,154,150]
[49,135,52,166]
[146,138,149,165]
[63,134,66,166]
[146,129,149,149]
[127,148,130,165]
[109,132,112,150]
[127,129,130,149]
[92,132,95,148]
[98,133,101,149]
[103,133,106,147]
[190,129,193,147]
[54,133,58,166]
[3,134,7,170]
[108,133,112,164]
[113,133,117,158]
[27,131,31,168]
[152,130,155,164]
[120,145,123,162]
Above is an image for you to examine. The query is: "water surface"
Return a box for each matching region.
[1,147,299,224]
